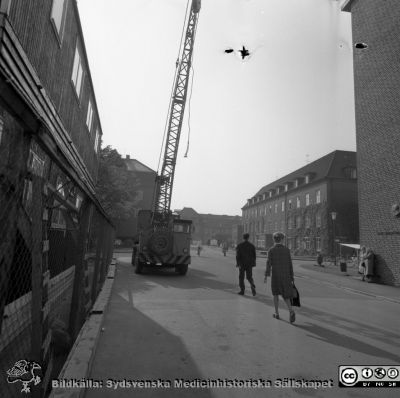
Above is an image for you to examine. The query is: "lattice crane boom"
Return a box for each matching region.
[153,0,201,221]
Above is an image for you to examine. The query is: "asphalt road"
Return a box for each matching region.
[86,247,400,398]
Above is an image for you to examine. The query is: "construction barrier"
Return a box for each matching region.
[0,110,115,397]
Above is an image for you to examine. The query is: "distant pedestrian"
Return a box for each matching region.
[131,240,139,266]
[222,242,228,256]
[197,245,202,256]
[316,252,323,267]
[264,232,296,323]
[236,233,256,296]
[360,246,374,282]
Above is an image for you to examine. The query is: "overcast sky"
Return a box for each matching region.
[77,0,355,216]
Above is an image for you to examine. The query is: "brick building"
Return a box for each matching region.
[0,0,115,393]
[114,156,156,243]
[241,151,359,256]
[176,207,242,246]
[0,0,102,180]
[0,0,105,288]
[342,0,400,286]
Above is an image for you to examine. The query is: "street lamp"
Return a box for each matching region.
[331,211,337,266]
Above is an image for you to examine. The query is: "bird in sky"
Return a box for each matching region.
[224,45,251,60]
[239,45,250,60]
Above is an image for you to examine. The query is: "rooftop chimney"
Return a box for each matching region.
[126,155,130,159]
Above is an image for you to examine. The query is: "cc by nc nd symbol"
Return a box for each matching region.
[340,368,358,385]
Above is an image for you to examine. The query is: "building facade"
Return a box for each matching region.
[342,0,400,286]
[242,151,359,256]
[0,1,115,394]
[114,156,156,243]
[176,207,242,246]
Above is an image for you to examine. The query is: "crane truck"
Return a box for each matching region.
[132,0,201,276]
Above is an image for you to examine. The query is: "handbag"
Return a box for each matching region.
[291,284,301,307]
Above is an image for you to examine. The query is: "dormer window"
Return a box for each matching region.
[263,193,267,200]
[284,184,289,192]
[269,191,272,198]
[305,175,310,184]
[344,167,357,179]
[294,179,299,188]
[276,187,280,195]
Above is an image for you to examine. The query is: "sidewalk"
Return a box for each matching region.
[296,258,400,305]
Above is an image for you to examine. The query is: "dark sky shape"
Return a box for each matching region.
[224,46,251,60]
[239,45,250,60]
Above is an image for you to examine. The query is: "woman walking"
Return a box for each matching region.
[264,232,296,323]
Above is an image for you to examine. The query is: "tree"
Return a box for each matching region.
[96,146,138,220]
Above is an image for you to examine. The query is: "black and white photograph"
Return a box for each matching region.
[0,0,399,397]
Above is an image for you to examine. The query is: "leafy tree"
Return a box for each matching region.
[96,146,138,220]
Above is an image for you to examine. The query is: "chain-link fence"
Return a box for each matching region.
[0,106,115,397]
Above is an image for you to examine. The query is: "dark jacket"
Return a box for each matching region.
[265,243,294,298]
[236,240,256,268]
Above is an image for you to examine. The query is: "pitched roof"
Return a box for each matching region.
[249,150,356,202]
[177,207,200,217]
[123,158,156,173]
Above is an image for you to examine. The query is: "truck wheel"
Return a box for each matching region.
[176,264,188,276]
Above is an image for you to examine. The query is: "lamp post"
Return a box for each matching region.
[331,211,337,266]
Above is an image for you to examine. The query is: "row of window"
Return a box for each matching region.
[245,220,284,235]
[245,211,323,234]
[249,175,315,206]
[287,237,322,252]
[244,190,322,219]
[248,166,356,207]
[51,0,100,154]
[288,213,322,229]
[254,236,322,252]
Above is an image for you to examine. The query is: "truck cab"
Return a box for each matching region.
[132,210,192,275]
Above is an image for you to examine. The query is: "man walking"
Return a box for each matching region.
[236,233,256,296]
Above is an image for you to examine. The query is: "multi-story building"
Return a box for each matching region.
[0,1,115,394]
[114,156,156,243]
[342,0,400,286]
[176,207,242,246]
[0,0,102,181]
[241,150,359,256]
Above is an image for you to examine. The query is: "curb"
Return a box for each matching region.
[296,269,400,305]
[49,259,117,398]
